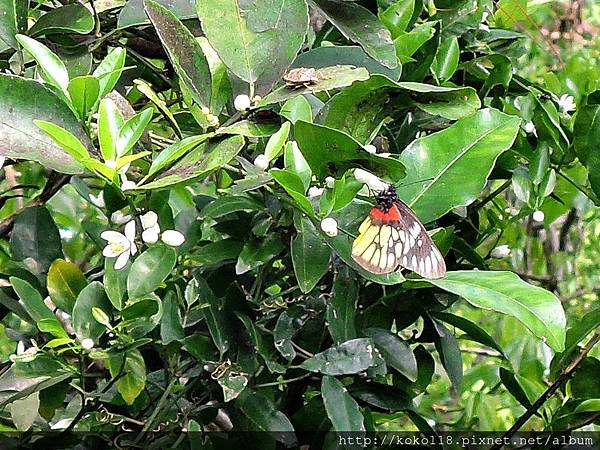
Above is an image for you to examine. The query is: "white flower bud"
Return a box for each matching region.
[308,186,324,198]
[161,230,185,247]
[354,168,389,193]
[254,154,269,171]
[363,144,377,154]
[105,159,117,169]
[320,217,338,237]
[532,210,545,223]
[491,244,511,258]
[234,94,252,112]
[0,156,5,168]
[524,121,537,136]
[325,177,335,188]
[81,338,94,350]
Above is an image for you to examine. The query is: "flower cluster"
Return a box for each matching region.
[101,211,185,269]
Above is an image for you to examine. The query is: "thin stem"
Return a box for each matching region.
[491,327,600,449]
[135,378,177,442]
[253,373,311,388]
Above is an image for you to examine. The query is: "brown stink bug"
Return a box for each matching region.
[283,67,318,89]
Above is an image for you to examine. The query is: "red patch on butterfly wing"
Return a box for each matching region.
[370,204,402,223]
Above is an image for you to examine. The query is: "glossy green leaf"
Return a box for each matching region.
[433,319,463,393]
[107,349,146,405]
[10,392,39,431]
[379,0,415,38]
[273,306,308,360]
[284,141,311,191]
[10,206,63,274]
[119,0,195,27]
[236,235,284,275]
[574,104,600,198]
[574,399,600,414]
[322,376,365,432]
[148,134,211,176]
[351,382,414,411]
[67,76,100,119]
[236,390,297,446]
[160,291,184,344]
[301,338,377,375]
[201,195,263,219]
[434,311,505,356]
[34,120,90,161]
[29,4,94,36]
[127,246,177,298]
[393,22,436,63]
[429,271,566,352]
[270,169,315,217]
[92,47,127,100]
[499,367,533,409]
[397,108,521,223]
[121,294,163,338]
[10,277,54,323]
[139,135,245,189]
[236,312,285,373]
[218,372,248,402]
[326,266,357,344]
[198,277,231,356]
[259,65,370,106]
[15,35,69,95]
[217,120,280,138]
[280,97,312,124]
[197,0,308,92]
[72,281,112,341]
[145,0,211,108]
[294,120,405,180]
[98,98,124,162]
[47,259,87,314]
[363,327,417,381]
[431,36,459,82]
[116,108,153,156]
[0,0,27,49]
[198,37,231,114]
[571,358,600,399]
[0,74,92,173]
[291,215,330,293]
[104,258,129,310]
[314,0,398,69]
[265,122,291,161]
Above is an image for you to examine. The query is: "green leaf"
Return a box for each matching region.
[160,291,184,344]
[429,271,566,352]
[218,371,248,402]
[284,141,311,192]
[72,281,112,341]
[270,169,314,216]
[313,0,398,69]
[116,108,153,156]
[119,0,196,28]
[127,246,177,298]
[0,0,27,49]
[104,257,129,310]
[10,206,63,274]
[273,306,308,360]
[10,277,54,323]
[121,294,163,338]
[139,135,245,189]
[321,376,365,432]
[10,392,39,431]
[148,134,211,176]
[15,35,69,95]
[552,307,600,375]
[326,266,357,344]
[47,259,87,314]
[107,349,146,405]
[433,319,463,393]
[217,120,280,138]
[293,120,405,180]
[301,338,377,375]
[291,215,330,293]
[198,37,231,114]
[197,277,231,357]
[393,22,436,63]
[363,327,417,381]
[29,4,94,36]
[434,311,505,356]
[379,0,415,38]
[571,358,600,399]
[236,235,284,275]
[431,36,459,82]
[236,390,297,446]
[574,104,600,199]
[197,0,308,92]
[397,108,521,223]
[0,73,92,174]
[144,0,211,108]
[499,367,533,409]
[280,96,312,124]
[351,382,414,411]
[67,76,100,120]
[495,0,527,28]
[265,122,291,161]
[34,120,90,162]
[201,195,263,219]
[98,98,124,162]
[92,47,127,100]
[236,312,285,373]
[575,399,600,414]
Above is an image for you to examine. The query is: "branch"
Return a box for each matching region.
[561,285,600,302]
[491,327,600,450]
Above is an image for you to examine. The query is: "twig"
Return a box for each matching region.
[561,285,600,302]
[490,327,600,450]
[514,272,552,283]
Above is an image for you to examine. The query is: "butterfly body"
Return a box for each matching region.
[351,186,446,279]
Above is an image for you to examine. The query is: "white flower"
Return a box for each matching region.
[558,94,576,114]
[254,154,269,171]
[89,191,105,208]
[491,244,511,258]
[0,156,5,168]
[325,176,335,188]
[320,217,338,237]
[121,178,136,191]
[532,210,545,223]
[11,342,38,362]
[354,168,389,193]
[201,106,210,115]
[480,11,490,32]
[308,186,324,198]
[105,159,117,169]
[207,113,219,127]
[363,144,377,154]
[101,220,137,270]
[81,338,94,350]
[140,211,161,244]
[234,94,252,112]
[161,229,185,247]
[524,121,537,137]
[110,210,132,225]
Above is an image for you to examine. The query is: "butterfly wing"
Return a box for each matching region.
[351,201,446,279]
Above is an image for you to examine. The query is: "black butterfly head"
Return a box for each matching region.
[375,184,398,212]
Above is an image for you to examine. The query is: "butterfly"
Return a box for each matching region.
[351,185,446,279]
